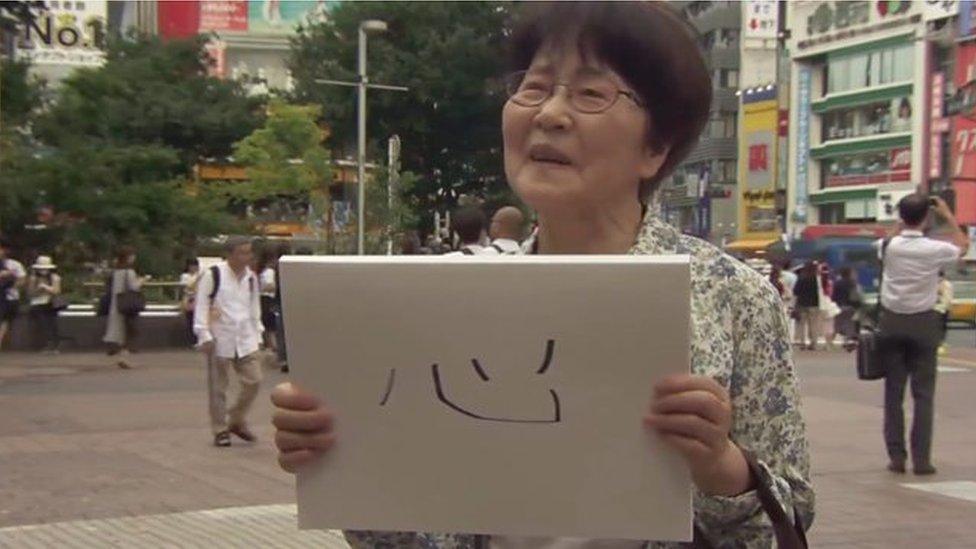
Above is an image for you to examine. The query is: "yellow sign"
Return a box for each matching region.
[737,98,779,241]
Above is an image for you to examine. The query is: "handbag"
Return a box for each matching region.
[50,294,69,312]
[692,449,808,548]
[856,239,889,381]
[116,290,146,316]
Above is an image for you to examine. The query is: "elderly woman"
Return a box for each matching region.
[271,3,813,547]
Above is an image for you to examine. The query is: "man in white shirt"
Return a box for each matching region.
[0,239,27,351]
[878,194,969,475]
[444,206,495,256]
[488,206,526,255]
[194,237,264,447]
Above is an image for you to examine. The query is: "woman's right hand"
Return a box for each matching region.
[271,382,336,473]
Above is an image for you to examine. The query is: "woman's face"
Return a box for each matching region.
[502,48,667,214]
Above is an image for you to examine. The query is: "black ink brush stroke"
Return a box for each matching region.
[431,363,561,423]
[536,339,555,374]
[379,368,396,406]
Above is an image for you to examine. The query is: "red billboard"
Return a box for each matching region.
[200,1,248,32]
[158,1,200,39]
[951,39,976,223]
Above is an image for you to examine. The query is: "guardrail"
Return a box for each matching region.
[81,281,184,304]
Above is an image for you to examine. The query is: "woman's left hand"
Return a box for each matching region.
[644,374,753,497]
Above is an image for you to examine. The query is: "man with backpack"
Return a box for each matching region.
[194,237,264,447]
[444,206,493,256]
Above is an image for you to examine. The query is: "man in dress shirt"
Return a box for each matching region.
[879,194,969,475]
[488,206,526,255]
[194,236,264,447]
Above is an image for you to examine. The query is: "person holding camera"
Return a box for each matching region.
[879,194,969,476]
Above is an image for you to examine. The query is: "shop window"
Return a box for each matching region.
[826,44,913,94]
[821,96,912,141]
[818,203,845,224]
[709,114,736,138]
[820,147,910,188]
[720,29,739,49]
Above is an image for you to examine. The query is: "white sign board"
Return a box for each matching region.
[744,0,779,39]
[16,0,107,67]
[924,0,959,22]
[280,255,692,542]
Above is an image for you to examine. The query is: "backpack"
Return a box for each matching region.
[207,264,255,301]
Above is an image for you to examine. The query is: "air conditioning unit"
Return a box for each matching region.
[876,189,915,222]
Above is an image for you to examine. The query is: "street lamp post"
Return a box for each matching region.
[357,19,388,255]
[315,20,406,255]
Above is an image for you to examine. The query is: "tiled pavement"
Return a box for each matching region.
[1,330,974,547]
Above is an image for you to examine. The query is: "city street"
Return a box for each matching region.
[0,330,974,548]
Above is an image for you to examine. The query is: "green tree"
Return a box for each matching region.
[227,100,332,202]
[289,2,513,229]
[33,34,265,167]
[0,59,44,128]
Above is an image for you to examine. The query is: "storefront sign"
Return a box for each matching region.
[17,0,107,67]
[744,0,779,40]
[796,1,921,50]
[930,72,946,179]
[923,0,959,21]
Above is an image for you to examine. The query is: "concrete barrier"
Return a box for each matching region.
[3,304,194,351]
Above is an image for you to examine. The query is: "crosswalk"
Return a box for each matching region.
[0,504,351,549]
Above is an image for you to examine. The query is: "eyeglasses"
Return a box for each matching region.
[504,70,643,114]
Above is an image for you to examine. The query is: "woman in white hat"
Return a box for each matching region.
[28,255,63,353]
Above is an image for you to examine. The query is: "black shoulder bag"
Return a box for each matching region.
[855,240,889,380]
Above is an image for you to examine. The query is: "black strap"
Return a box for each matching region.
[460,247,476,255]
[490,243,505,254]
[690,450,807,549]
[208,265,221,301]
[875,238,890,320]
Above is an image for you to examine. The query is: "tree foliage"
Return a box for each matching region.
[228,99,332,202]
[33,34,265,167]
[289,2,514,227]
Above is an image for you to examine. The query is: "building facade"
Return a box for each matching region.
[785,0,944,239]
[662,0,741,244]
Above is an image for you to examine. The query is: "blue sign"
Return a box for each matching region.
[961,0,975,37]
[794,67,811,223]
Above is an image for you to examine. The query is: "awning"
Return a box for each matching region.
[724,238,778,253]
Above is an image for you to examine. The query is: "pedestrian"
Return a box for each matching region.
[398,231,424,255]
[28,255,63,353]
[934,272,953,356]
[770,264,794,320]
[832,267,862,344]
[179,258,201,347]
[271,3,813,546]
[444,206,492,256]
[0,238,27,351]
[780,260,799,343]
[103,246,148,369]
[819,263,840,348]
[879,194,969,476]
[794,262,822,350]
[488,206,526,254]
[256,246,280,356]
[193,236,263,448]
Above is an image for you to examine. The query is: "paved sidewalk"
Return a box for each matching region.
[1,333,974,547]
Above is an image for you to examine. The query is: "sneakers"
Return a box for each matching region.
[214,431,231,447]
[228,424,256,443]
[913,463,937,475]
[887,460,906,474]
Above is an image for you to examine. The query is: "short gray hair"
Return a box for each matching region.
[224,235,253,255]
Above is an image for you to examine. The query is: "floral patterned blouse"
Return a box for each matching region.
[345,210,815,548]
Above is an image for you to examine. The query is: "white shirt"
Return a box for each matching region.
[781,269,798,293]
[879,230,962,314]
[444,244,495,256]
[193,262,263,359]
[259,267,276,298]
[490,238,524,255]
[1,259,26,300]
